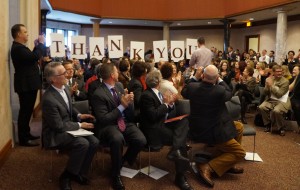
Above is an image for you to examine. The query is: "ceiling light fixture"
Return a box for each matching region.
[108,21,112,24]
[249,18,254,21]
[208,21,212,24]
[177,23,181,26]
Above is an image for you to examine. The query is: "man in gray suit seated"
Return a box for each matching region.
[42,62,99,190]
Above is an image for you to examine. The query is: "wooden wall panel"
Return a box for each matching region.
[49,0,296,20]
[225,0,297,16]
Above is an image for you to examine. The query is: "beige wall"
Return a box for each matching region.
[231,20,300,54]
[0,0,12,150]
[81,27,163,51]
[80,20,300,55]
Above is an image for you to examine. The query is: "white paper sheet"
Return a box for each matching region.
[245,152,263,162]
[140,166,169,180]
[270,91,289,103]
[66,128,94,137]
[120,167,139,178]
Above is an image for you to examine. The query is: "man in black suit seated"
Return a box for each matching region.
[91,63,146,190]
[182,65,246,187]
[139,70,193,190]
[42,62,99,190]
[63,61,87,102]
[10,24,46,146]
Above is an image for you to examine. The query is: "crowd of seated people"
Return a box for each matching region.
[39,42,300,190]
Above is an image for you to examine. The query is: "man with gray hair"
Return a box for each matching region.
[42,62,99,190]
[189,36,212,69]
[182,65,246,187]
[139,70,193,190]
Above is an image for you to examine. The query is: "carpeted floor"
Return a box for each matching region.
[1,114,300,190]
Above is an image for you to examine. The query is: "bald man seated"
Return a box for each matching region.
[182,65,246,187]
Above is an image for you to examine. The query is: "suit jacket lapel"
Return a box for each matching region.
[49,86,70,113]
[149,89,162,105]
[64,85,73,112]
[101,83,118,106]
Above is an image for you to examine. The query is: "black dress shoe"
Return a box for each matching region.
[175,174,194,190]
[167,149,189,162]
[112,175,125,190]
[59,173,72,190]
[71,174,90,185]
[28,134,40,140]
[122,158,140,169]
[19,140,39,147]
[280,130,286,136]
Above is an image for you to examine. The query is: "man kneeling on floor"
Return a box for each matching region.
[182,65,246,187]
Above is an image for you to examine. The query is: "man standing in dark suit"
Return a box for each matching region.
[10,24,45,146]
[91,63,146,190]
[227,46,237,63]
[139,70,193,190]
[42,62,99,190]
[182,65,246,187]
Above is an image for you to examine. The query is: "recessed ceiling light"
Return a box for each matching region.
[249,18,254,21]
[208,21,212,24]
[108,21,112,24]
[177,23,181,26]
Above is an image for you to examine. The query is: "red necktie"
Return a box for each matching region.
[111,88,126,132]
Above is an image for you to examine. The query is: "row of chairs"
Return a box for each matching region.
[45,97,257,182]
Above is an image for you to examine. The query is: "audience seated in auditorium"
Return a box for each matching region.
[139,70,192,190]
[160,62,180,97]
[91,63,146,190]
[283,50,299,73]
[181,65,245,187]
[258,65,291,136]
[282,65,293,84]
[289,65,300,133]
[259,49,270,64]
[226,46,237,64]
[234,66,256,124]
[269,50,275,63]
[118,59,131,89]
[127,61,148,122]
[219,60,235,89]
[42,62,99,190]
[87,64,102,104]
[171,62,183,95]
[84,58,100,84]
[62,61,87,102]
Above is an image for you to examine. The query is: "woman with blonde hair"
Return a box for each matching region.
[282,65,293,84]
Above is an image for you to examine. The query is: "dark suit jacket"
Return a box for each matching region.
[42,85,80,148]
[10,42,45,93]
[91,82,135,137]
[88,79,102,103]
[69,77,87,101]
[127,78,144,121]
[139,88,171,146]
[182,80,237,144]
[291,76,300,100]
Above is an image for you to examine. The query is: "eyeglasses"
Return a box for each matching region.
[54,70,67,76]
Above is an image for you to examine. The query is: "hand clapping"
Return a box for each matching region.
[121,89,134,108]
